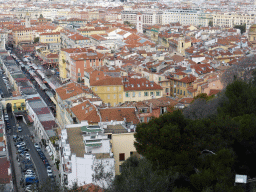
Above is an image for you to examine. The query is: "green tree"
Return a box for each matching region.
[218,80,256,117]
[34,37,39,43]
[234,23,246,34]
[192,93,215,102]
[208,21,213,27]
[112,156,175,192]
[134,110,198,173]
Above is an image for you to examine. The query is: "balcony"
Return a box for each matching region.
[63,163,72,173]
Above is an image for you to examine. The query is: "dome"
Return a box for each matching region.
[249,24,256,33]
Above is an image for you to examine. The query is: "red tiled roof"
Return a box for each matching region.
[90,77,123,86]
[123,77,162,91]
[100,107,140,124]
[0,157,11,184]
[209,89,221,96]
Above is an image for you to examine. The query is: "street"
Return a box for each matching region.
[0,74,11,98]
[5,108,53,191]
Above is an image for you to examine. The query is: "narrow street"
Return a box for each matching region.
[0,74,11,98]
[6,111,49,191]
[2,48,59,191]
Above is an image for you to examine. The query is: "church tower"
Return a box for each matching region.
[25,12,31,28]
[177,34,185,56]
[136,13,143,34]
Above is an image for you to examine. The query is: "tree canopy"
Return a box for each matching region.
[126,77,256,191]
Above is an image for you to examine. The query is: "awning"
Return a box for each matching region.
[86,143,102,147]
[28,115,33,123]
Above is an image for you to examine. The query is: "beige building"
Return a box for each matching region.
[39,32,60,44]
[248,24,256,47]
[213,13,255,28]
[111,133,138,174]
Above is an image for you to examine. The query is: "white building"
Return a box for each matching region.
[26,96,58,160]
[162,9,203,26]
[60,121,115,189]
[121,10,162,25]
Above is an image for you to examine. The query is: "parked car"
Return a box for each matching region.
[36,147,41,152]
[25,169,34,175]
[18,146,28,152]
[25,153,31,160]
[34,143,39,148]
[25,184,37,192]
[13,135,17,141]
[46,166,52,174]
[16,142,26,148]
[25,177,39,185]
[18,126,22,132]
[47,172,53,177]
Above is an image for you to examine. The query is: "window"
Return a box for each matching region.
[140,117,144,122]
[183,83,186,87]
[159,77,161,81]
[119,153,125,161]
[119,94,122,99]
[78,73,81,76]
[177,89,179,94]
[156,91,160,96]
[108,134,112,139]
[114,87,116,91]
[114,94,116,99]
[184,91,185,95]
[147,117,151,122]
[125,92,129,97]
[130,151,134,156]
[150,92,154,96]
[119,87,121,91]
[138,92,141,97]
[108,95,110,99]
[107,87,110,91]
[119,165,122,173]
[132,92,135,97]
[144,92,148,96]
[84,63,86,68]
[95,87,97,91]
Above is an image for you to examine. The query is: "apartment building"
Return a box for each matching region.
[162,9,202,26]
[55,82,99,128]
[90,77,123,107]
[170,72,197,98]
[91,76,163,106]
[121,10,162,25]
[122,77,163,103]
[77,27,108,37]
[213,13,255,28]
[60,121,114,189]
[59,48,89,81]
[58,48,104,82]
[39,32,60,44]
[69,50,104,82]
